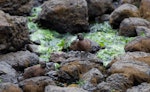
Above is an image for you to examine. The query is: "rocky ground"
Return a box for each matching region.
[0,0,150,92]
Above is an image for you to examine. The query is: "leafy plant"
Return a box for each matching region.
[75,79,85,86]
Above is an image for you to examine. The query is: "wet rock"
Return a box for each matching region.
[0,62,18,83]
[23,64,46,79]
[19,76,55,92]
[0,51,39,71]
[81,68,104,91]
[86,0,114,20]
[45,85,88,92]
[97,73,133,92]
[119,17,150,37]
[125,36,150,52]
[127,82,150,92]
[140,0,150,21]
[70,33,100,53]
[37,0,89,33]
[0,83,22,92]
[0,0,35,16]
[0,10,29,53]
[109,4,140,29]
[136,26,150,36]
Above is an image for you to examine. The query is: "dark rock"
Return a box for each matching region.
[0,83,22,92]
[0,0,35,16]
[86,0,114,20]
[125,36,150,52]
[0,61,18,83]
[95,14,110,23]
[0,10,29,53]
[0,51,39,71]
[97,73,133,92]
[108,58,150,85]
[119,17,150,37]
[37,0,89,33]
[45,85,88,92]
[70,33,100,53]
[109,4,140,29]
[19,76,55,92]
[23,64,46,79]
[140,0,150,21]
[127,82,150,92]
[81,68,104,91]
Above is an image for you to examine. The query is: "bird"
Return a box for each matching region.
[70,33,101,53]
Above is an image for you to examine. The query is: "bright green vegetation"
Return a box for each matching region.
[28,7,134,65]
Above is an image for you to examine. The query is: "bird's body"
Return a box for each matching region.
[70,33,100,53]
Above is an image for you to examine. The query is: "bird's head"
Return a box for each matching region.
[77,33,84,40]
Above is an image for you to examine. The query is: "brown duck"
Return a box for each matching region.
[70,33,101,53]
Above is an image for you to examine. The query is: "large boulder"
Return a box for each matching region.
[140,0,150,21]
[107,52,150,85]
[109,4,140,29]
[0,10,29,53]
[119,17,150,37]
[125,36,150,53]
[86,0,114,20]
[37,0,89,33]
[0,51,39,71]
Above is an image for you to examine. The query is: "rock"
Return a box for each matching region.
[136,26,150,36]
[86,0,114,20]
[119,17,150,37]
[57,59,104,84]
[127,82,150,92]
[70,33,100,53]
[26,44,39,55]
[37,0,89,33]
[120,0,141,7]
[97,73,133,92]
[0,51,39,71]
[0,83,22,92]
[108,58,150,85]
[0,10,29,53]
[109,4,140,29]
[0,0,35,16]
[50,51,103,65]
[19,76,55,92]
[140,0,150,21]
[95,14,110,23]
[0,61,18,83]
[23,63,46,79]
[81,68,104,91]
[125,36,150,52]
[45,85,88,92]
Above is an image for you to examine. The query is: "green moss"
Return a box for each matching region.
[28,7,133,65]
